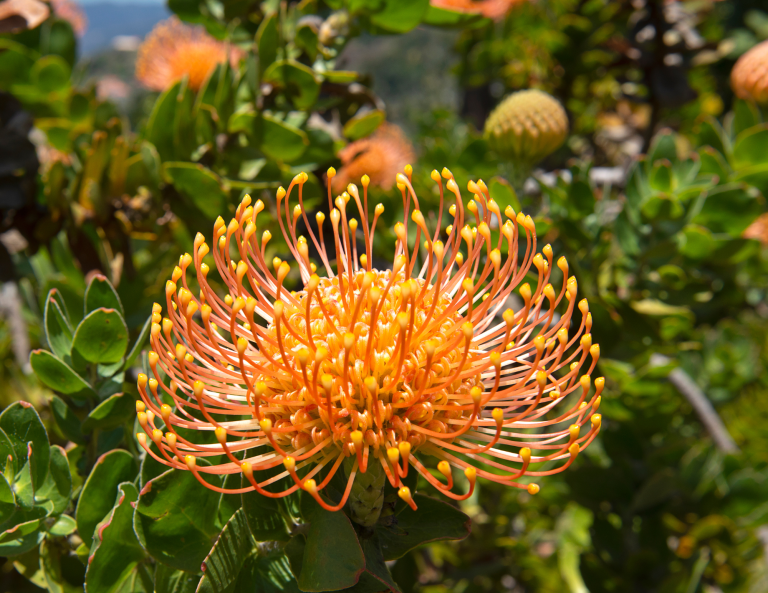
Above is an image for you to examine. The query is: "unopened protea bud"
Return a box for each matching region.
[345,457,386,527]
[484,89,569,165]
[731,40,768,105]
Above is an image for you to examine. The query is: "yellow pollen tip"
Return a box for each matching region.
[527,483,540,495]
[437,461,451,477]
[283,456,296,472]
[464,467,477,482]
[387,447,399,464]
[215,427,227,443]
[185,455,196,470]
[398,486,412,502]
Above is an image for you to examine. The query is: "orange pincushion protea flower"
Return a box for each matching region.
[135,166,603,519]
[731,40,768,105]
[333,123,415,193]
[430,0,528,20]
[136,17,239,92]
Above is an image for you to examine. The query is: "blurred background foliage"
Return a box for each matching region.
[0,0,767,592]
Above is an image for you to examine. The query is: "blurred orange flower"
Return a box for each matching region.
[744,213,768,246]
[430,0,528,20]
[731,40,768,105]
[136,17,240,92]
[334,123,415,193]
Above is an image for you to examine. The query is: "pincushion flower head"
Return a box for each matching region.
[136,166,603,526]
[135,17,240,92]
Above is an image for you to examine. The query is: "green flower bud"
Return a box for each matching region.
[484,89,569,165]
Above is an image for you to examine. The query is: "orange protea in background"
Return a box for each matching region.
[50,0,87,36]
[744,213,768,246]
[430,0,528,20]
[136,166,603,526]
[135,17,239,92]
[731,40,768,105]
[333,123,415,193]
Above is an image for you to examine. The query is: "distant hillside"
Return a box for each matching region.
[81,3,171,55]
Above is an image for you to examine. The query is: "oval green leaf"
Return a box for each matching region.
[82,393,135,434]
[84,483,151,593]
[134,466,222,573]
[30,350,96,400]
[75,450,138,549]
[84,274,124,317]
[163,162,228,220]
[72,309,129,365]
[0,402,50,492]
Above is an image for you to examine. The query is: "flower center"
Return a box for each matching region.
[256,269,479,454]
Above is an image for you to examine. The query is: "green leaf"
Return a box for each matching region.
[44,291,73,360]
[29,350,96,401]
[488,177,520,215]
[697,146,730,182]
[50,396,85,445]
[649,160,673,193]
[263,60,321,110]
[322,71,359,84]
[732,99,761,137]
[134,467,222,573]
[0,525,44,556]
[732,124,768,168]
[82,393,135,434]
[343,110,385,141]
[36,445,72,516]
[260,115,309,162]
[49,514,77,537]
[242,481,291,542]
[0,428,13,476]
[40,536,87,593]
[356,535,401,593]
[0,402,50,492]
[71,309,129,365]
[197,508,252,592]
[85,483,152,593]
[422,5,486,26]
[228,550,300,593]
[31,55,71,93]
[0,39,37,86]
[295,23,319,61]
[84,275,124,318]
[369,0,430,33]
[0,474,16,524]
[11,544,47,589]
[125,314,152,371]
[76,450,138,549]
[693,183,765,236]
[376,493,470,561]
[164,162,228,220]
[257,13,278,77]
[145,82,184,160]
[297,498,365,591]
[676,225,714,260]
[155,564,200,593]
[647,130,677,163]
